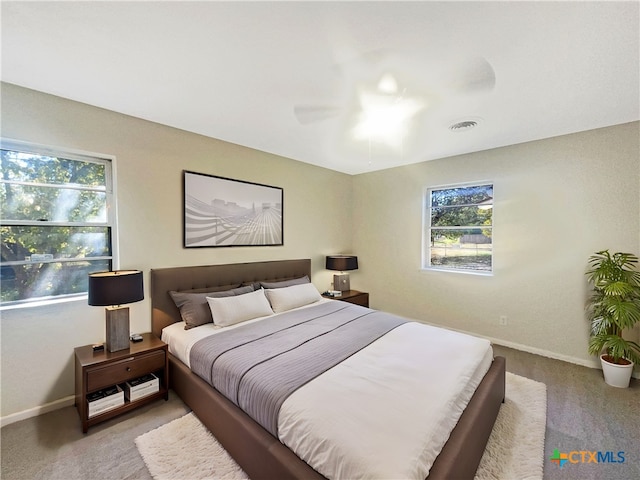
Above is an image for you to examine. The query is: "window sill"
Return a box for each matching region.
[0,293,87,311]
[421,267,493,277]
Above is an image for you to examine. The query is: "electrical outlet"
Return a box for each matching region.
[499,315,508,326]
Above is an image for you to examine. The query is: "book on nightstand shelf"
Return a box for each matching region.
[87,385,124,418]
[123,373,159,402]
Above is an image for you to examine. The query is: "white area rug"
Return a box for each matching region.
[135,372,546,480]
[474,373,547,480]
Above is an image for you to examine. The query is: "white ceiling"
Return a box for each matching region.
[2,1,639,175]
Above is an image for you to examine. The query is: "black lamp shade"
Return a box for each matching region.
[326,255,358,272]
[88,270,144,306]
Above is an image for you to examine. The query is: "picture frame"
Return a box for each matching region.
[183,170,283,248]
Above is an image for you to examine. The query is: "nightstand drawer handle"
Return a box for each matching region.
[126,367,131,372]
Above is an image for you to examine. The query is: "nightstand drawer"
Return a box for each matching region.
[323,290,369,308]
[86,350,165,392]
[345,292,369,307]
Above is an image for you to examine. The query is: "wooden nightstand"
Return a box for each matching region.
[74,333,169,433]
[323,290,369,307]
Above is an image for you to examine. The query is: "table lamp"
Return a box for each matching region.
[88,270,144,352]
[326,255,358,292]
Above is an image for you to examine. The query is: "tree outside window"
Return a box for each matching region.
[424,183,493,273]
[1,141,115,304]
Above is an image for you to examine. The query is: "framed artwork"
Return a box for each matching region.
[183,170,283,248]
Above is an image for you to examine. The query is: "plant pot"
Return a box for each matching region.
[600,354,634,388]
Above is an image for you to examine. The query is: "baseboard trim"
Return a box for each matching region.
[0,395,75,428]
[475,333,639,380]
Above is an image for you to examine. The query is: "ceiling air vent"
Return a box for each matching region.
[449,119,479,132]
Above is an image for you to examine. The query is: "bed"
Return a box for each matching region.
[150,259,505,480]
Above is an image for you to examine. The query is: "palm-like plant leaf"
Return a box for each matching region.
[585,250,640,364]
[603,281,637,297]
[606,298,640,329]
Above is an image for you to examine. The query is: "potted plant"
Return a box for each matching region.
[586,250,640,388]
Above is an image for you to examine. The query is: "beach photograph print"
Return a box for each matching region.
[184,171,283,247]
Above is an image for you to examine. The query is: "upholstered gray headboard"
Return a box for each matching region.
[150,259,311,337]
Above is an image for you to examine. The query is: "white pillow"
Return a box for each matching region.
[206,289,273,327]
[264,282,322,313]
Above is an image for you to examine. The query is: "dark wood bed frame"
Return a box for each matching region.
[150,259,505,480]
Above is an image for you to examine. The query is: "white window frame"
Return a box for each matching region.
[422,181,493,275]
[0,138,118,308]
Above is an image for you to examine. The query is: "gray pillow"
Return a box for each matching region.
[169,285,254,330]
[259,275,310,289]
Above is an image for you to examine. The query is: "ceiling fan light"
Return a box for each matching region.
[377,73,398,94]
[351,93,423,149]
[356,106,404,137]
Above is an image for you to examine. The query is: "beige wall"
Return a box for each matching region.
[352,121,640,369]
[1,81,639,421]
[0,83,353,418]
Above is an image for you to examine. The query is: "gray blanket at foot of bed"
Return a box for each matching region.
[190,301,408,435]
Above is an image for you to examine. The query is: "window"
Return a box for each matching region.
[0,140,115,305]
[423,183,493,273]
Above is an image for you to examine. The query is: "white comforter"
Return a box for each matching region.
[162,302,493,479]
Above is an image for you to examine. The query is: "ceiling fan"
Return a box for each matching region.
[293,55,496,128]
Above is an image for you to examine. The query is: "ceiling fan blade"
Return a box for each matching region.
[294,53,495,128]
[293,105,343,125]
[445,57,496,94]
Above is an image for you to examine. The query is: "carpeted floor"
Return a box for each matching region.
[1,391,189,480]
[134,373,546,480]
[2,345,639,479]
[493,345,640,480]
